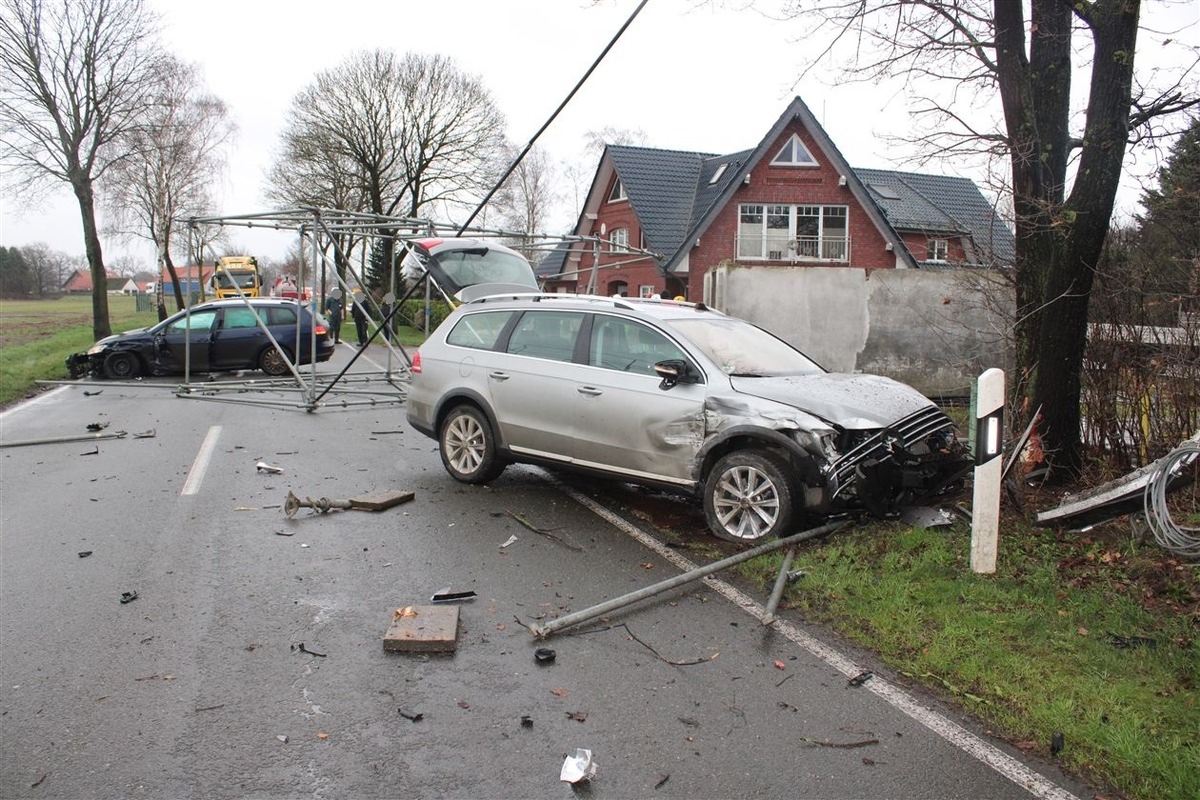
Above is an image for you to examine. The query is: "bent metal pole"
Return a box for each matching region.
[529,520,849,639]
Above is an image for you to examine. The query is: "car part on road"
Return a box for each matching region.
[430,589,477,603]
[120,591,138,604]
[529,519,848,638]
[534,647,556,664]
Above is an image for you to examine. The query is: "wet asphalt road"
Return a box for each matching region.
[0,345,1094,799]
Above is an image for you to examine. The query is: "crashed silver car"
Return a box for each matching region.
[406,294,971,543]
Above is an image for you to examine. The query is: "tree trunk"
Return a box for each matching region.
[72,177,111,340]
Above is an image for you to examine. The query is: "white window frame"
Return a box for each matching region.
[737,204,850,261]
[927,238,949,262]
[607,179,627,202]
[609,227,629,252]
[639,284,656,298]
[771,134,818,167]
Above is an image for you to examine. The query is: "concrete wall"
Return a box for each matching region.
[706,263,1013,397]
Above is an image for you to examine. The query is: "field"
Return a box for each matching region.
[0,295,159,408]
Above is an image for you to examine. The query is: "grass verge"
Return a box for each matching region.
[0,296,159,407]
[735,516,1199,800]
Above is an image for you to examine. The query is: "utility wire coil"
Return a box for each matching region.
[1142,440,1200,562]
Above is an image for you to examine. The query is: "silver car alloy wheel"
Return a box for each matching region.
[444,413,486,475]
[711,464,782,541]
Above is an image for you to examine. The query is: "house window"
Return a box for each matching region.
[639,284,655,298]
[608,178,627,202]
[607,280,628,297]
[709,163,728,185]
[927,238,949,262]
[771,134,818,167]
[738,204,850,261]
[609,227,629,252]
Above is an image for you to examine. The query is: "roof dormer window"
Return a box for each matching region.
[709,163,728,185]
[771,134,818,167]
[607,178,627,202]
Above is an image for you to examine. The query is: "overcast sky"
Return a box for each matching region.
[2,0,1196,267]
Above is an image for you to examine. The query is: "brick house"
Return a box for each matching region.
[541,96,1013,301]
[61,269,120,294]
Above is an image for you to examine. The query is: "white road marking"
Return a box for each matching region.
[562,485,1080,800]
[181,425,222,496]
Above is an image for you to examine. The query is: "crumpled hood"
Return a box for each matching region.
[729,373,936,430]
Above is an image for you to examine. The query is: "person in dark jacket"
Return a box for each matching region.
[323,289,344,344]
[350,289,368,347]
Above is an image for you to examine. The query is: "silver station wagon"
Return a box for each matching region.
[406,294,971,543]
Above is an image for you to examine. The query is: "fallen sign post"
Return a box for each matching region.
[529,520,850,639]
[284,489,414,517]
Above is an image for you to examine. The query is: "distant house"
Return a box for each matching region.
[61,269,120,294]
[118,278,140,295]
[545,95,1013,300]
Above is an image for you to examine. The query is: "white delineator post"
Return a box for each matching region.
[971,368,1005,574]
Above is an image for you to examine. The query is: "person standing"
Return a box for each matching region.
[350,289,368,347]
[323,288,344,344]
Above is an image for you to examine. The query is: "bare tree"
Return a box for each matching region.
[780,0,1199,478]
[104,56,232,311]
[17,242,73,296]
[0,0,166,338]
[270,49,507,285]
[488,144,560,263]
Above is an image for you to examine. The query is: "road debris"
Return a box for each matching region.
[283,489,414,518]
[847,671,873,687]
[398,708,423,722]
[80,446,99,456]
[560,748,596,784]
[504,509,582,551]
[83,390,103,396]
[297,643,326,657]
[799,736,879,749]
[86,422,109,432]
[534,648,556,664]
[119,591,138,604]
[1107,633,1157,649]
[383,604,459,653]
[276,735,289,743]
[256,461,283,474]
[132,429,156,439]
[0,429,128,449]
[78,551,92,558]
[430,588,477,603]
[499,534,519,548]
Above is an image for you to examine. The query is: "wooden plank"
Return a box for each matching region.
[349,490,415,511]
[383,605,459,653]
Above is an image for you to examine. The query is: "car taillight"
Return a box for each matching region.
[411,350,422,373]
[315,324,328,336]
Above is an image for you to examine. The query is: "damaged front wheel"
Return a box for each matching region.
[703,451,795,544]
[103,352,141,380]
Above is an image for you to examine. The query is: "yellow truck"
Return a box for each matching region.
[211,256,262,298]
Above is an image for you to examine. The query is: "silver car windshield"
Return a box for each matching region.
[665,317,825,377]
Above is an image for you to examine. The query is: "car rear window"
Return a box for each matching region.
[266,307,299,326]
[446,311,515,350]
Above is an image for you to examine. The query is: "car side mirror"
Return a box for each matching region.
[654,359,692,390]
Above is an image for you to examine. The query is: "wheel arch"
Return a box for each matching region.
[695,426,823,497]
[433,390,506,451]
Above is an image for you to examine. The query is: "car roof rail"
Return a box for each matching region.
[465,292,711,313]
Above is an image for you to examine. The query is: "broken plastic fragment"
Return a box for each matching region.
[255,461,283,474]
[560,748,596,783]
[120,591,138,604]
[500,534,518,548]
[431,588,477,603]
[535,648,556,664]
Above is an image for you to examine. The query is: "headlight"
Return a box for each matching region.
[793,428,838,461]
[86,344,106,355]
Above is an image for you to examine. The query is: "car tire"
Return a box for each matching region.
[258,346,292,376]
[439,405,506,484]
[103,352,142,380]
[703,450,795,544]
